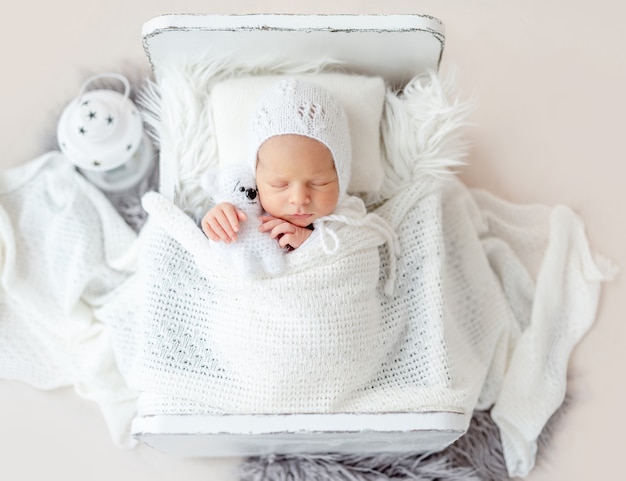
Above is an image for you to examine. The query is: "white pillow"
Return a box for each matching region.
[210,73,386,193]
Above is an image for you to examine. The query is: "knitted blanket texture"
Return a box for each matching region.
[0,65,615,480]
[131,172,611,478]
[0,153,140,446]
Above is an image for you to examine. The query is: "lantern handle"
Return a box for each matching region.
[76,72,131,107]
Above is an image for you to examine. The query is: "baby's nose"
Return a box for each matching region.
[290,186,310,205]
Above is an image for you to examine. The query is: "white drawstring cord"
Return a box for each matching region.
[315,211,398,296]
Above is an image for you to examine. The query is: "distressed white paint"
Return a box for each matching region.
[132,411,470,457]
[142,14,445,86]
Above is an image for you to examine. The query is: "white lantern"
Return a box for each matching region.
[57,73,154,192]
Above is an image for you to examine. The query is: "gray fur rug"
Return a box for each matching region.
[48,72,569,481]
[238,400,569,481]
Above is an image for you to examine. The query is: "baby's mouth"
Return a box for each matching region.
[289,213,313,225]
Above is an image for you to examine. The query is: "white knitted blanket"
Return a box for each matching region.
[0,151,614,477]
[134,190,402,411]
[0,152,140,446]
[126,170,615,478]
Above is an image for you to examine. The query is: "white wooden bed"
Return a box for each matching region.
[131,13,470,458]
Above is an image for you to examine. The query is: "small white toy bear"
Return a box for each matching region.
[201,164,286,277]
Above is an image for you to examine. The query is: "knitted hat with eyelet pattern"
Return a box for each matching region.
[249,77,351,196]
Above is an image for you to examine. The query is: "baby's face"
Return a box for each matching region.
[256,134,339,227]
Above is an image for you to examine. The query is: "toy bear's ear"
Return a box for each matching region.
[200,169,219,196]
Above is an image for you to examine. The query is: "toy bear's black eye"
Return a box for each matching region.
[239,186,246,192]
[246,188,257,200]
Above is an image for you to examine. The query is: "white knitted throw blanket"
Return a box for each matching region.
[0,152,140,447]
[0,69,616,478]
[127,171,614,478]
[136,189,405,411]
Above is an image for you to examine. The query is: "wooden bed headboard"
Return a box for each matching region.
[142,14,445,88]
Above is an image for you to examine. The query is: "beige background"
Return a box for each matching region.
[1,1,623,480]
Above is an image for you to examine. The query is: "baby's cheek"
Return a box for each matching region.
[256,188,268,209]
[257,190,279,216]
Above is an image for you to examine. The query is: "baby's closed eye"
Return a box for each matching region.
[309,179,336,188]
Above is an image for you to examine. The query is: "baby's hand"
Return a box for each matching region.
[201,202,247,243]
[259,215,312,250]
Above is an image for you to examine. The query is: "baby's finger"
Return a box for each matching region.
[201,224,219,242]
[205,220,231,243]
[259,215,278,226]
[212,211,238,242]
[222,207,242,235]
[258,217,284,233]
[269,222,295,240]
[277,233,294,249]
[201,216,221,242]
[236,210,248,222]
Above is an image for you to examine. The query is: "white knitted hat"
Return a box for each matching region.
[250,77,351,195]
